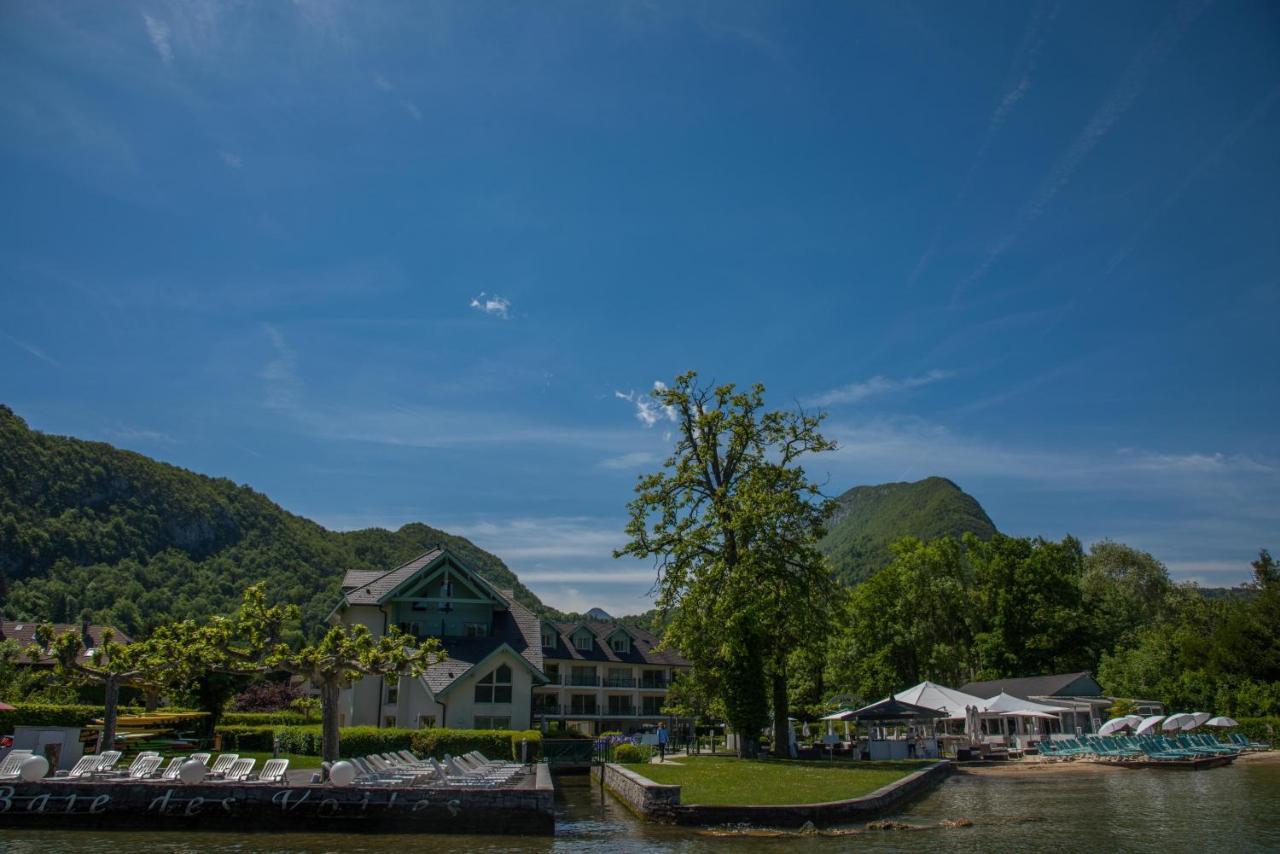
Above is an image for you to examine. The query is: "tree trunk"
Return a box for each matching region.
[771,667,789,758]
[320,679,341,762]
[145,686,160,713]
[101,676,120,756]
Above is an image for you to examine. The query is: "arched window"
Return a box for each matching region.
[474,664,513,704]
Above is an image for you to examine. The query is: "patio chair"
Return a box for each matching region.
[61,755,104,778]
[91,750,123,774]
[0,752,32,780]
[257,758,289,783]
[160,757,186,780]
[127,755,164,779]
[189,752,212,766]
[222,758,256,782]
[206,753,240,778]
[1229,733,1269,750]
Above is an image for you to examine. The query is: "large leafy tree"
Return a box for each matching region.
[206,585,445,761]
[616,372,836,757]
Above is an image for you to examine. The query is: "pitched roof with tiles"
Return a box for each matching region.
[0,619,133,667]
[420,595,546,694]
[543,620,690,667]
[958,672,1104,700]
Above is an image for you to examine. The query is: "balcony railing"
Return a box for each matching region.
[639,678,669,690]
[606,705,637,716]
[603,676,636,688]
[567,675,601,687]
[569,705,598,716]
[533,705,669,718]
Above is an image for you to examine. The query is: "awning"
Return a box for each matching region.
[845,696,948,721]
[983,692,1070,715]
[894,681,991,720]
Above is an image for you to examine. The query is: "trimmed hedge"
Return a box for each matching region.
[0,703,194,733]
[221,711,312,727]
[612,742,651,763]
[210,724,543,759]
[411,728,542,761]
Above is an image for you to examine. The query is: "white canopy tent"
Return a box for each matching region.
[983,692,1071,715]
[894,681,990,720]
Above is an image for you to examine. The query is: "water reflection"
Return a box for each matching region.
[0,763,1277,853]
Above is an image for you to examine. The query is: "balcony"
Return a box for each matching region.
[569,703,599,716]
[605,704,637,717]
[603,676,636,688]
[567,675,601,687]
[639,678,669,690]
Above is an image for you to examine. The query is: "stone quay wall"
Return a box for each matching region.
[0,764,555,835]
[596,760,952,828]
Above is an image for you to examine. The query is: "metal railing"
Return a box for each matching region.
[603,676,637,688]
[567,675,601,687]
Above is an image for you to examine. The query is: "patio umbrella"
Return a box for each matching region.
[1205,716,1238,728]
[0,701,15,712]
[1180,712,1212,731]
[1162,713,1192,731]
[1099,716,1135,736]
[1136,715,1165,734]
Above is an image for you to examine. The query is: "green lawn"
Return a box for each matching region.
[620,756,930,806]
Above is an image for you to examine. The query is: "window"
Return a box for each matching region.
[542,628,556,648]
[386,685,399,705]
[418,715,436,728]
[570,665,597,686]
[545,663,560,684]
[475,716,511,730]
[464,622,488,638]
[610,636,629,653]
[474,664,513,704]
[574,632,593,651]
[570,695,597,715]
[383,715,397,728]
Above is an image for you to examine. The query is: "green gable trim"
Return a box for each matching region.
[380,550,507,607]
[433,643,550,699]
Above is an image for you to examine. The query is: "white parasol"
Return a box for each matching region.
[1099,716,1139,736]
[1136,715,1165,735]
[1180,712,1212,731]
[1162,713,1192,731]
[1205,716,1239,728]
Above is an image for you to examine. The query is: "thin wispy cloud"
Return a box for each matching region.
[373,73,393,91]
[952,0,1212,303]
[1103,82,1280,280]
[615,381,677,428]
[403,101,423,122]
[260,324,301,411]
[806,370,953,407]
[106,426,177,444]
[597,451,661,470]
[3,334,60,367]
[142,13,173,64]
[469,292,511,319]
[907,1,1058,289]
[219,151,243,169]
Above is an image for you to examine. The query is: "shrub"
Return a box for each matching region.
[214,724,277,751]
[228,680,305,712]
[0,703,194,733]
[410,728,541,761]
[612,742,651,763]
[220,711,310,727]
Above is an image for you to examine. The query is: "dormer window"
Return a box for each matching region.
[541,628,556,648]
[574,632,593,651]
[610,636,628,653]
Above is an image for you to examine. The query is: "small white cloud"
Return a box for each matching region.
[469,292,511,319]
[404,101,423,122]
[260,324,300,411]
[598,451,660,470]
[373,73,393,91]
[615,381,677,428]
[220,151,243,169]
[3,333,59,367]
[106,427,177,444]
[142,13,173,64]
[806,369,953,407]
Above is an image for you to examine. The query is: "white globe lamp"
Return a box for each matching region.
[178,759,207,785]
[19,755,49,782]
[329,760,356,786]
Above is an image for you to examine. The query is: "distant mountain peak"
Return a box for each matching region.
[819,477,997,585]
[585,607,612,621]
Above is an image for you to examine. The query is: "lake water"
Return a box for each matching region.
[1,761,1277,853]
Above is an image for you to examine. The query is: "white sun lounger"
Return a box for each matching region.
[257,758,289,783]
[222,758,256,782]
[206,753,239,778]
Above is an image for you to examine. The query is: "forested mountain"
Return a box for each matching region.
[0,406,547,637]
[818,477,998,585]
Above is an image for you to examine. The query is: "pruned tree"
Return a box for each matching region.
[617,372,836,757]
[206,584,445,761]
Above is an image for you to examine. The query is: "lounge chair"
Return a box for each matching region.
[126,755,163,779]
[189,752,212,766]
[257,758,289,783]
[1229,733,1269,751]
[222,758,256,782]
[89,750,122,775]
[429,757,494,787]
[206,754,240,778]
[0,752,32,780]
[160,757,186,780]
[61,755,104,779]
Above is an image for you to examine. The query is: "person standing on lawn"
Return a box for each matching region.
[657,723,668,760]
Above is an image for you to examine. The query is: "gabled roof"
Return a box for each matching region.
[543,620,689,667]
[337,547,506,609]
[1,620,132,667]
[958,672,1104,700]
[419,595,546,694]
[433,642,549,699]
[894,681,990,719]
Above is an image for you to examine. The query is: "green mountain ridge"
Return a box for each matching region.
[0,405,548,637]
[818,476,998,585]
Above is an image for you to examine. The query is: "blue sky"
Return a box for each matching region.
[3,1,1278,616]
